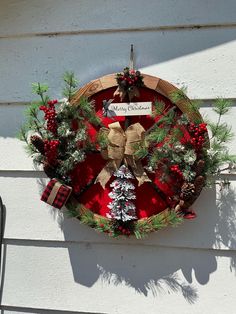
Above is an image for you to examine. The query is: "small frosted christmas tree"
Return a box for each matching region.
[107,165,137,222]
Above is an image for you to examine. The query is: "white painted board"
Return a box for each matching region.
[1,29,236,102]
[1,0,236,37]
[1,175,236,252]
[1,243,236,314]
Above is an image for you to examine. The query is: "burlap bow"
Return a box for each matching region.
[95,122,151,189]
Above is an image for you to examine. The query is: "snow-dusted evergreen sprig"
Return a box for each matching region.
[107,165,137,222]
[19,72,102,184]
[114,165,135,179]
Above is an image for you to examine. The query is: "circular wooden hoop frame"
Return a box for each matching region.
[68,73,205,232]
[71,73,202,123]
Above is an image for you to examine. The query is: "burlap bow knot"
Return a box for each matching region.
[95,122,151,189]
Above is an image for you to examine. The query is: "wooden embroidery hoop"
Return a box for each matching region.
[68,72,205,231]
[71,72,202,123]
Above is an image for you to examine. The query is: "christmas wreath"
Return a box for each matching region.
[20,69,236,239]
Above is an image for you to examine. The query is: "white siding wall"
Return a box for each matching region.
[1,1,236,313]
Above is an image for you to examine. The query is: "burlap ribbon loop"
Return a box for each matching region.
[95,122,151,189]
[113,86,140,102]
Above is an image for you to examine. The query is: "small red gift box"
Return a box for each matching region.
[41,179,72,209]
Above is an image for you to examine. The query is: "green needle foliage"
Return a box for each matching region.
[134,144,149,159]
[66,203,183,239]
[169,86,188,103]
[205,98,236,182]
[63,71,78,101]
[97,129,109,149]
[20,72,102,180]
[144,91,236,186]
[213,98,232,115]
[152,100,166,117]
[134,210,183,239]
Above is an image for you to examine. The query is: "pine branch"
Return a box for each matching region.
[169,127,184,143]
[134,210,183,239]
[213,98,232,116]
[80,211,96,227]
[152,100,165,117]
[18,125,29,143]
[97,130,109,149]
[146,106,177,135]
[218,152,236,163]
[169,87,188,103]
[63,71,78,101]
[66,202,82,218]
[79,97,102,126]
[147,127,168,143]
[170,88,201,112]
[210,99,232,140]
[32,83,49,105]
[133,144,149,159]
[148,149,166,169]
[216,125,234,144]
[211,139,222,151]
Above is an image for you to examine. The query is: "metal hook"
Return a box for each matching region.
[129,44,134,70]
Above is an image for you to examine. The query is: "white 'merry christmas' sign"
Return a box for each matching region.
[103,101,152,117]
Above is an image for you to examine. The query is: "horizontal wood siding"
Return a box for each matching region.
[1,1,236,313]
[1,29,236,102]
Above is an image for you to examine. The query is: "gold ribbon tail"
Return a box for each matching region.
[125,156,151,186]
[95,159,122,189]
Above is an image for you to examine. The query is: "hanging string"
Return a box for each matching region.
[129,44,134,70]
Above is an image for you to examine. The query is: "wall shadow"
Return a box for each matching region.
[214,181,236,271]
[58,182,236,303]
[34,171,236,304]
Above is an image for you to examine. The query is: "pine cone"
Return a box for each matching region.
[181,182,195,200]
[194,175,205,195]
[30,135,45,155]
[195,160,205,176]
[43,162,56,178]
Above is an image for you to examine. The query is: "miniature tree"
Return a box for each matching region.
[107,165,137,221]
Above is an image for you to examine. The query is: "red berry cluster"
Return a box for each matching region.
[117,226,131,236]
[170,164,183,177]
[44,139,59,165]
[116,67,144,89]
[188,122,207,150]
[40,100,58,135]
